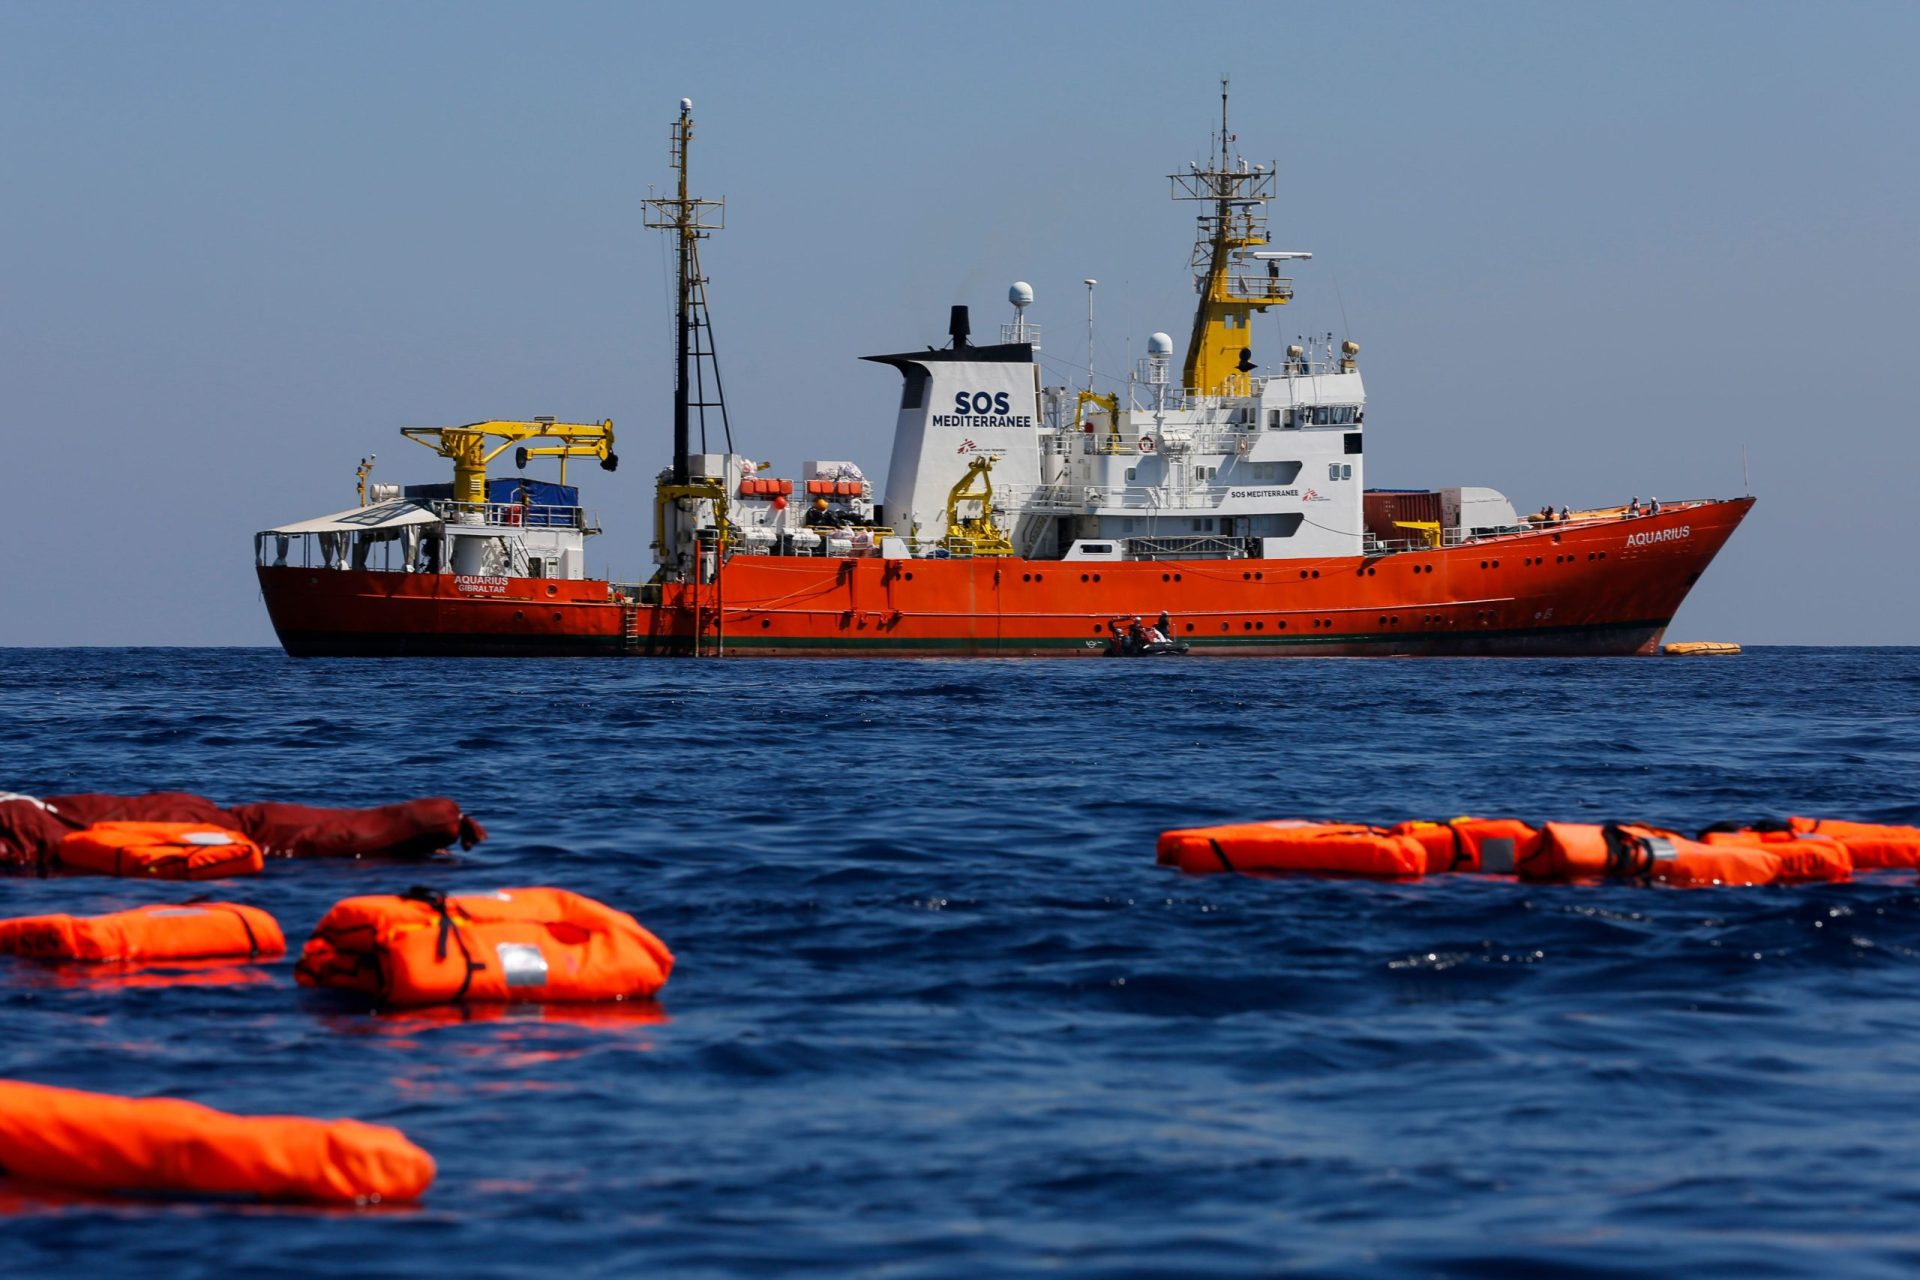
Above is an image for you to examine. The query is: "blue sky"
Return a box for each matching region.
[3,1,1914,644]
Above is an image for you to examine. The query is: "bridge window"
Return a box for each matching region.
[1343,432,1363,454]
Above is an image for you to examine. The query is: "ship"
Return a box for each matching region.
[256,92,1753,658]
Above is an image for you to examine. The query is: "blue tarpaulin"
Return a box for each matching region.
[404,479,581,527]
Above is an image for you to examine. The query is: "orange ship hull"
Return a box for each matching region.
[260,498,1752,658]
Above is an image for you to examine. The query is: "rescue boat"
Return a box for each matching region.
[257,91,1753,658]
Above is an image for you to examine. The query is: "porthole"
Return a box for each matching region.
[1022,573,1032,582]
[1184,622,1195,633]
[1220,622,1230,632]
[546,584,558,597]
[1254,572,1264,581]
[1174,574,1183,582]
[1162,573,1171,583]
[1310,570,1319,579]
[1081,573,1090,583]
[762,619,772,629]
[514,610,525,620]
[905,572,915,581]
[1093,573,1102,582]
[1255,621,1265,631]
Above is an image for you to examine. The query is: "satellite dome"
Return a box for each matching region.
[1009,281,1034,308]
[680,97,693,112]
[1148,332,1174,357]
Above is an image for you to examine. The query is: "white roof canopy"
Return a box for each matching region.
[263,500,442,535]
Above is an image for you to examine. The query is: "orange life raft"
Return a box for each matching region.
[1157,821,1430,878]
[1521,822,1851,886]
[0,902,284,963]
[50,822,265,880]
[0,1079,432,1204]
[295,886,674,1006]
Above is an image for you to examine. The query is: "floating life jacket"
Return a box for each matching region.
[295,886,674,1005]
[0,1079,433,1204]
[1523,822,1851,886]
[1388,817,1543,873]
[1785,817,1920,870]
[0,902,283,963]
[48,822,265,880]
[1157,821,1430,878]
[226,797,487,860]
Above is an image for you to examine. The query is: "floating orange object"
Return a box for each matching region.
[295,886,674,1005]
[1388,817,1544,873]
[0,902,283,963]
[1522,822,1851,886]
[0,1080,433,1204]
[1785,817,1920,870]
[51,822,264,880]
[1157,821,1429,878]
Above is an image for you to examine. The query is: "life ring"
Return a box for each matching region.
[1235,437,1253,456]
[1137,435,1156,454]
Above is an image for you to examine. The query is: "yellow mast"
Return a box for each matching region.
[1171,80,1291,397]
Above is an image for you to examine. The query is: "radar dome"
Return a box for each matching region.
[680,97,693,112]
[1009,281,1034,308]
[1148,332,1174,357]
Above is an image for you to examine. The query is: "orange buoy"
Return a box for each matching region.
[0,1079,432,1203]
[0,902,283,963]
[295,886,674,1005]
[1156,821,1429,878]
[1388,817,1543,873]
[1522,822,1851,886]
[50,822,264,880]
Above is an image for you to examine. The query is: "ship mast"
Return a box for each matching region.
[645,98,730,484]
[1170,80,1293,397]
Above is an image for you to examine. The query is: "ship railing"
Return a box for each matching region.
[1124,535,1246,561]
[1359,499,1724,554]
[255,527,444,575]
[1221,273,1295,302]
[429,500,599,533]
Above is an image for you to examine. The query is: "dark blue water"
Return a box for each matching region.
[4,648,1920,1278]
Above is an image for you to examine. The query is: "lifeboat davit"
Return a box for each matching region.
[50,823,265,880]
[296,886,674,1005]
[1157,821,1430,878]
[1521,822,1851,886]
[0,902,284,963]
[0,1080,432,1203]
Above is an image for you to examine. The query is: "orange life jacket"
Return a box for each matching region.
[295,886,674,1005]
[1157,821,1429,878]
[1388,817,1543,873]
[0,902,283,963]
[50,822,265,880]
[1786,817,1920,869]
[0,1079,432,1204]
[1524,822,1851,886]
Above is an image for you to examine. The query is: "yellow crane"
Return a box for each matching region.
[399,418,618,505]
[944,455,1015,557]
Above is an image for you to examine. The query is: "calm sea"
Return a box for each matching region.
[4,647,1919,1278]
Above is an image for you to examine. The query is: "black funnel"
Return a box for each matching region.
[949,305,971,349]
